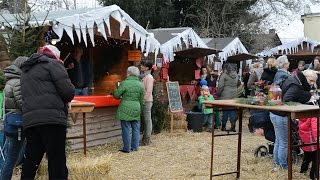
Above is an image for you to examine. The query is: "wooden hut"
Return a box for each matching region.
[148,27,220,110]
[0,5,160,149]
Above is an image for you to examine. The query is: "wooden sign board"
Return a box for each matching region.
[166,81,183,112]
[128,50,141,61]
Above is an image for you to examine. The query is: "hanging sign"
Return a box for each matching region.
[128,50,141,61]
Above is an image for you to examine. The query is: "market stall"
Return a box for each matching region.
[0,5,160,149]
[258,37,320,69]
[149,27,220,110]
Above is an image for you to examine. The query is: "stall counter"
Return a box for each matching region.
[73,95,120,107]
[68,95,121,150]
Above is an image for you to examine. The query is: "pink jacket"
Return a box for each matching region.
[142,74,154,102]
[298,117,319,152]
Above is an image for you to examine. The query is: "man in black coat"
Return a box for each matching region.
[20,45,75,179]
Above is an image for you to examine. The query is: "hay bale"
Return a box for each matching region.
[172,113,187,131]
[36,154,113,180]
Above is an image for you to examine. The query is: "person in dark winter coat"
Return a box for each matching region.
[65,46,92,95]
[0,56,28,180]
[281,70,317,179]
[20,45,75,180]
[261,57,278,85]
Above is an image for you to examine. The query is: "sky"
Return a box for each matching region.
[276,4,320,43]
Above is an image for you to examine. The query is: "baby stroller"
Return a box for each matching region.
[249,110,303,164]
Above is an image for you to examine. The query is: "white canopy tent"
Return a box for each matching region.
[0,5,160,55]
[257,37,320,57]
[158,28,216,63]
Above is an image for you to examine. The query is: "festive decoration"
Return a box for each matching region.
[160,28,214,63]
[258,37,320,57]
[0,5,160,56]
[218,37,248,61]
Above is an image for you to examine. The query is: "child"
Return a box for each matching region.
[298,116,318,180]
[198,85,214,132]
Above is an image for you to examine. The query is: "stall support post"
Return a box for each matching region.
[170,113,174,133]
[236,109,243,179]
[287,113,292,180]
[83,112,87,155]
[209,109,215,180]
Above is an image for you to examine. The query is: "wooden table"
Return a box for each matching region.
[68,100,95,155]
[203,100,320,180]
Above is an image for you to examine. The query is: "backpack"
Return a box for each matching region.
[2,94,23,141]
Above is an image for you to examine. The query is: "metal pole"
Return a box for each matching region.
[287,113,292,180]
[236,109,243,179]
[210,109,215,180]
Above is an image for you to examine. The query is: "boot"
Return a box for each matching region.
[229,123,236,132]
[221,125,226,131]
[141,137,150,146]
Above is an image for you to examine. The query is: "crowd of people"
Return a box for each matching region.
[196,55,320,179]
[0,44,156,179]
[1,41,320,179]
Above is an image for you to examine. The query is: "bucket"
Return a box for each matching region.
[186,112,204,132]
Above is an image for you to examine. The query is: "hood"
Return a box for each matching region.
[3,64,22,80]
[21,53,49,72]
[281,72,309,95]
[227,71,238,79]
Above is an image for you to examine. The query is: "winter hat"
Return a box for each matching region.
[201,85,209,91]
[12,56,28,68]
[38,45,61,60]
[199,79,207,86]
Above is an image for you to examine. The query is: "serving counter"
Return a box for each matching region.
[67,95,121,150]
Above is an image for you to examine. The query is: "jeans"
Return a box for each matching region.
[142,102,153,140]
[203,114,213,130]
[75,87,88,96]
[121,120,140,152]
[214,112,221,128]
[222,110,236,126]
[0,136,24,180]
[21,125,68,180]
[270,112,288,169]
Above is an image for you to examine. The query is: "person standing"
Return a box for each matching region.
[198,85,214,132]
[261,57,278,84]
[140,60,154,146]
[269,55,291,171]
[114,66,144,153]
[65,46,91,95]
[20,45,75,179]
[0,57,28,180]
[217,63,240,132]
[291,61,305,77]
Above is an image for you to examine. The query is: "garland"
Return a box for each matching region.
[235,97,301,106]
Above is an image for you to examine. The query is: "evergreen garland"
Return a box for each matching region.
[236,97,301,106]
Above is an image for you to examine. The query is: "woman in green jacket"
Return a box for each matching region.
[114,66,144,153]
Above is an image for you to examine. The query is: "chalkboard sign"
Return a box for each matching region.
[166,81,183,112]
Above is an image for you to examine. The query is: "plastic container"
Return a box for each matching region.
[186,112,204,132]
